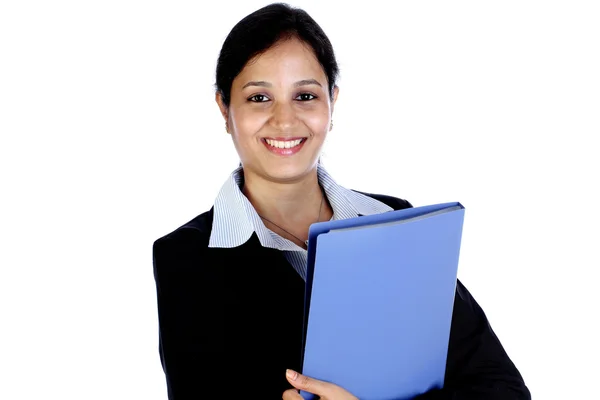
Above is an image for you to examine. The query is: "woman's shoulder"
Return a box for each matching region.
[153,207,214,254]
[350,190,413,211]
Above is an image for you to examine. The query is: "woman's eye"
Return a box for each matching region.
[249,94,269,102]
[296,93,316,101]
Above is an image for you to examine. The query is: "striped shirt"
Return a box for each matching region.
[208,164,393,279]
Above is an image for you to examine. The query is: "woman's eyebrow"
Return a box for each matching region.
[242,81,271,89]
[294,79,322,88]
[241,79,322,89]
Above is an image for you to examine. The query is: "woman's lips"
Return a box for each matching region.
[262,137,307,156]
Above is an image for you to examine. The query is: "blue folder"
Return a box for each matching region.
[300,202,465,400]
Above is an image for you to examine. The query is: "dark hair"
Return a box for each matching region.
[215,3,339,108]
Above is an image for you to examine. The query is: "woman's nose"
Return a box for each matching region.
[269,101,297,131]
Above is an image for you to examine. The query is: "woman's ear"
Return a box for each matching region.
[331,85,339,111]
[329,86,339,131]
[215,92,230,133]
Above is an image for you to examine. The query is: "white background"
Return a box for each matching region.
[1,1,599,398]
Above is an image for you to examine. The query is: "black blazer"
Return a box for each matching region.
[152,191,530,399]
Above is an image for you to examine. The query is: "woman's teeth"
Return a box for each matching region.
[265,138,303,149]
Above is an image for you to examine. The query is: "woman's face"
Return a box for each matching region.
[217,38,338,183]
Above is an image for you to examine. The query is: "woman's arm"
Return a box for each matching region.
[153,233,228,399]
[415,280,531,399]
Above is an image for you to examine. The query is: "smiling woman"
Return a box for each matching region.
[224,54,330,161]
[218,41,335,175]
[214,4,337,195]
[152,3,530,399]
[212,11,339,249]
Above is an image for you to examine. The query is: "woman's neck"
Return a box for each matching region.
[241,167,333,246]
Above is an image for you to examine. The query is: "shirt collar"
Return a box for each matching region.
[208,164,393,249]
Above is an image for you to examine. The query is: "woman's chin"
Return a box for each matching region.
[255,161,317,183]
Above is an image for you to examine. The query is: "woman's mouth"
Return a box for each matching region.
[262,137,307,156]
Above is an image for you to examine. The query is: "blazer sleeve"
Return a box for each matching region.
[415,280,531,399]
[153,233,227,399]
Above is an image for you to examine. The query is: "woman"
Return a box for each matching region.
[152,3,530,399]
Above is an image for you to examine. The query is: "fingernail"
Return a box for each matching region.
[286,369,298,381]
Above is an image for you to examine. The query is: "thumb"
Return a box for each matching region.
[286,369,332,396]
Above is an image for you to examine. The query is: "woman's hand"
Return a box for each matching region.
[282,369,359,400]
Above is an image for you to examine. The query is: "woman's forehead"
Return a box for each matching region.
[235,39,326,85]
